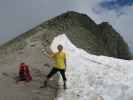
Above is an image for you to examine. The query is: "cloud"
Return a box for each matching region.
[100,0,133,10]
[92,0,133,17]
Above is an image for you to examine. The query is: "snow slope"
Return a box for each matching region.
[50,34,133,100]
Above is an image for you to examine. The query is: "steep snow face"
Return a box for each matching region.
[50,34,133,100]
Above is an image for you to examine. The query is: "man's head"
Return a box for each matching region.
[57,45,63,52]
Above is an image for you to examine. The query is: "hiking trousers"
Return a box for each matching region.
[47,68,67,81]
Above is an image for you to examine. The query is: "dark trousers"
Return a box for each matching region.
[47,68,67,81]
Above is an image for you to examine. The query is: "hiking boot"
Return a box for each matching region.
[63,82,67,90]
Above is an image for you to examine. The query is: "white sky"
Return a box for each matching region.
[0,0,132,52]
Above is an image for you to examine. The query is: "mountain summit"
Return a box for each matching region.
[43,11,132,60]
[0,11,132,60]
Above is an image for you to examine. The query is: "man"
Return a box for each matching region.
[41,45,67,89]
[17,63,32,83]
